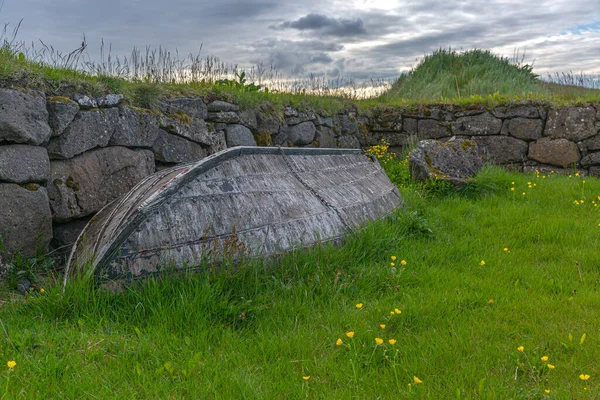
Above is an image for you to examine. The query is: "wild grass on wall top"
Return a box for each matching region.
[0,31,598,113]
[380,48,546,101]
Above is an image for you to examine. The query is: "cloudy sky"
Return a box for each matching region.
[1,0,599,84]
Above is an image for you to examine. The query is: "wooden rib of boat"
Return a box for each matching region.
[64,146,402,287]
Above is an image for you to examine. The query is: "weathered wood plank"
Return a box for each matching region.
[65,146,402,287]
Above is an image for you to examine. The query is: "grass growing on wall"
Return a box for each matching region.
[1,153,600,398]
[381,48,549,100]
[378,48,600,105]
[0,45,358,115]
[0,37,599,113]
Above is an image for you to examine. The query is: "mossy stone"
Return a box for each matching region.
[253,130,272,146]
[47,96,77,104]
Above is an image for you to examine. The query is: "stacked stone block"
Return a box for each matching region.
[367,104,600,173]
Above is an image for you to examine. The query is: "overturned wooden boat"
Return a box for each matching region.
[65,146,402,287]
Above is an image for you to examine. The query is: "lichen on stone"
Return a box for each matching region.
[65,176,80,191]
[461,140,476,150]
[253,130,272,146]
[168,110,193,124]
[47,96,77,104]
[358,122,369,138]
[129,105,157,115]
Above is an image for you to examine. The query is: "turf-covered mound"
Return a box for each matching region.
[382,48,547,100]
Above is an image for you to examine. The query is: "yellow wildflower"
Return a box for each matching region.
[544,389,550,394]
[375,338,384,345]
[547,364,555,369]
[413,376,423,384]
[345,331,354,338]
[40,288,45,293]
[400,260,407,266]
[394,308,401,314]
[540,356,548,362]
[389,339,397,345]
[356,303,363,309]
[488,298,494,304]
[390,262,395,267]
[510,187,515,191]
[391,256,397,261]
[480,260,485,266]
[335,338,343,346]
[503,247,509,252]
[580,374,590,381]
[517,346,524,352]
[390,311,395,315]
[380,324,386,329]
[7,361,16,369]
[303,376,310,381]
[576,172,580,177]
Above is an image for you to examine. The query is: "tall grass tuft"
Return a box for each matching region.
[546,71,600,90]
[380,48,549,101]
[131,82,165,110]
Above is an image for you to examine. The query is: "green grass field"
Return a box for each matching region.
[1,153,600,398]
[1,35,600,398]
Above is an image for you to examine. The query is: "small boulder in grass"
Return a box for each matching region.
[408,138,483,186]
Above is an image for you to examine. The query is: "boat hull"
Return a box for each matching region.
[65,146,402,286]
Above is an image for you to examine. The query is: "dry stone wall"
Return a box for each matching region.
[0,86,599,261]
[367,105,600,173]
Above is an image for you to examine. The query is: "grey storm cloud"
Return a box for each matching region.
[325,58,347,77]
[326,68,338,76]
[367,25,492,58]
[1,0,599,84]
[250,38,344,55]
[271,13,367,37]
[248,39,341,73]
[311,53,334,63]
